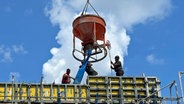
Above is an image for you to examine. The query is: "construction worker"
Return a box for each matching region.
[85,62,98,76]
[80,61,98,76]
[62,68,74,84]
[111,55,124,76]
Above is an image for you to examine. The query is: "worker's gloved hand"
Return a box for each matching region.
[110,66,113,69]
[111,61,113,64]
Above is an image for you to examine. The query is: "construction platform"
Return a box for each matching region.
[0,76,162,104]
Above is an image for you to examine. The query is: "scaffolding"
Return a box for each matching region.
[0,75,183,104]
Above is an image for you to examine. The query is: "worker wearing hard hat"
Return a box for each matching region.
[111,55,124,76]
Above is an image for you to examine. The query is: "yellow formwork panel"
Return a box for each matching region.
[88,77,106,83]
[123,97,135,103]
[136,85,145,89]
[77,86,87,98]
[59,85,65,99]
[136,78,145,84]
[111,90,119,95]
[109,77,120,83]
[29,85,37,101]
[122,85,134,89]
[6,84,12,100]
[122,78,134,83]
[109,85,120,89]
[90,90,106,95]
[21,85,27,100]
[137,91,146,96]
[97,84,106,88]
[43,85,51,100]
[0,84,5,100]
[66,85,74,99]
[52,85,58,101]
[123,90,135,96]
[75,86,87,102]
[90,84,106,89]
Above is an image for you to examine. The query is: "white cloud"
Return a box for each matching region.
[43,0,172,83]
[12,45,27,54]
[0,44,27,62]
[1,51,12,62]
[146,54,164,64]
[92,0,172,29]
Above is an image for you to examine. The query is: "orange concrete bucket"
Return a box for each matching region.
[73,14,106,46]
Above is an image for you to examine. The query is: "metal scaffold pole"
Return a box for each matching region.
[179,71,184,103]
[11,74,14,104]
[40,75,44,104]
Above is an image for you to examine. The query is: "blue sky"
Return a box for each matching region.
[0,0,184,99]
[0,0,59,82]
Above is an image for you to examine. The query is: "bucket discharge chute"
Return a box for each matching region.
[72,13,108,63]
[73,50,92,84]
